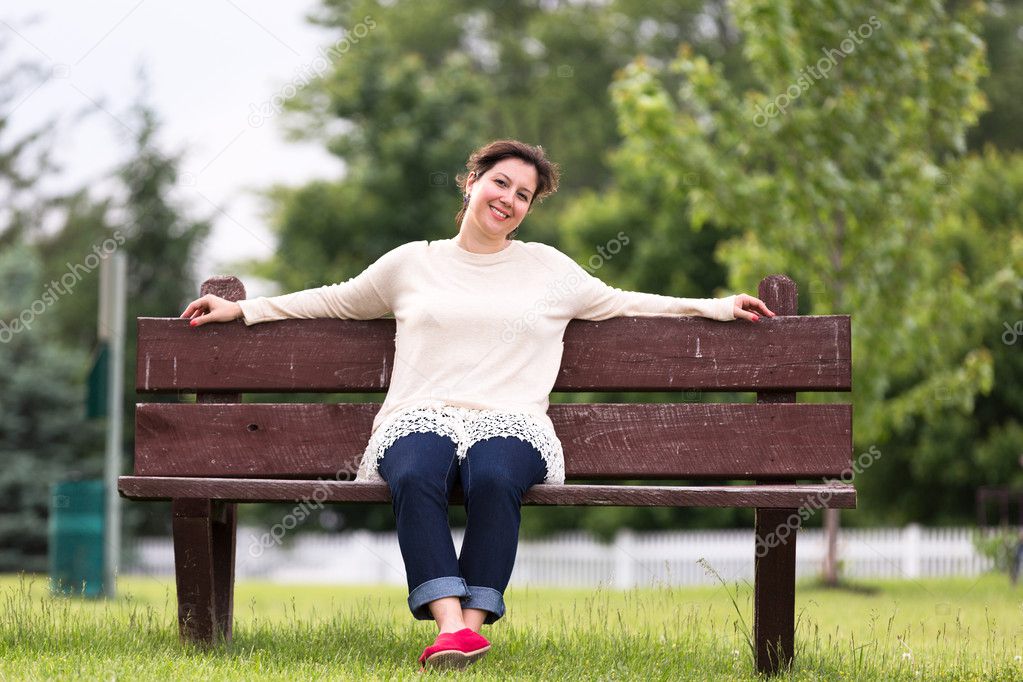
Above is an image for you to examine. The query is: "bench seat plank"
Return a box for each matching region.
[118,476,856,509]
[135,402,852,480]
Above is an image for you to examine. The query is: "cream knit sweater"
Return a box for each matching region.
[237,238,738,483]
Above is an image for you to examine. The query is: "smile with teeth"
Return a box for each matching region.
[489,204,510,220]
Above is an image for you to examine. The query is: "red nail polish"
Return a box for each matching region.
[751,314,759,322]
[190,319,198,327]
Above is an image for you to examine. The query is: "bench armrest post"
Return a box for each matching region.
[753,275,799,676]
[169,276,245,646]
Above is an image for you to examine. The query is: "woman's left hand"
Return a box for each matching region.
[733,294,776,322]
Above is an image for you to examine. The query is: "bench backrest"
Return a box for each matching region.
[134,274,851,482]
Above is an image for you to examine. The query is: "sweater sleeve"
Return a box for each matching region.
[236,242,416,325]
[567,258,737,322]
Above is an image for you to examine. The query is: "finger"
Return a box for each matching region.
[735,309,758,322]
[745,296,775,317]
[181,300,207,318]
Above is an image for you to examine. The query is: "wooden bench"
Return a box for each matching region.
[118,273,853,675]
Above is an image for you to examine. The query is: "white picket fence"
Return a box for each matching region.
[122,524,1001,587]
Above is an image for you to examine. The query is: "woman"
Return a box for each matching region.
[180,139,774,670]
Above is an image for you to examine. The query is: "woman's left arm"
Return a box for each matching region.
[570,260,774,322]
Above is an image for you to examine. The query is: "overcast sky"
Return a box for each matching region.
[4,1,347,298]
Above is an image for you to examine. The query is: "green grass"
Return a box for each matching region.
[1,572,1021,680]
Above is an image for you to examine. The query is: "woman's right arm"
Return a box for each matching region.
[180,241,418,327]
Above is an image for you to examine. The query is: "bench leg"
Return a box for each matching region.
[172,499,237,645]
[754,507,798,675]
[212,501,237,640]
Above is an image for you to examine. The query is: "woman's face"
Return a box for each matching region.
[463,157,538,241]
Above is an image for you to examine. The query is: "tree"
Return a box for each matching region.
[0,243,105,571]
[29,98,215,538]
[31,190,116,350]
[0,34,107,571]
[0,35,57,250]
[968,1,1023,152]
[865,149,1023,525]
[112,102,214,536]
[247,0,743,292]
[603,0,1022,581]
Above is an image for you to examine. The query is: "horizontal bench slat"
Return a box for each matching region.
[117,476,856,509]
[136,315,850,393]
[135,402,852,480]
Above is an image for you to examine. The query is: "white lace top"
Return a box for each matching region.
[237,238,737,486]
[355,405,565,484]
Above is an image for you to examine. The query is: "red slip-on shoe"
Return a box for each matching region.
[418,628,491,670]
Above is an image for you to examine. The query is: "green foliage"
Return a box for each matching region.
[970,527,1022,573]
[117,105,213,321]
[249,46,492,291]
[115,104,214,536]
[604,0,1023,526]
[0,44,56,252]
[235,0,1023,533]
[31,191,117,350]
[968,1,1023,151]
[0,244,105,571]
[0,44,110,570]
[849,150,1023,524]
[249,0,740,291]
[1,89,216,552]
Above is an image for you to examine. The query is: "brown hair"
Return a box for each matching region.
[455,139,560,239]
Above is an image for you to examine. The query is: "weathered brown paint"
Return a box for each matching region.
[167,277,244,648]
[134,402,852,480]
[122,477,855,508]
[171,498,219,644]
[754,274,799,676]
[136,315,851,393]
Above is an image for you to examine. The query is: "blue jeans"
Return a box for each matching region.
[377,431,548,624]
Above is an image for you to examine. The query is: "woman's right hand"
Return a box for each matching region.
[180,294,243,327]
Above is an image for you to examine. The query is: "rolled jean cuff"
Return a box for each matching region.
[408,576,470,621]
[461,585,505,624]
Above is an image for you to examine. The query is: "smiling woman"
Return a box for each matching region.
[453,139,560,248]
[178,137,774,671]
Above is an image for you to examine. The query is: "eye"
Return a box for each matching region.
[494,178,506,187]
[517,193,528,201]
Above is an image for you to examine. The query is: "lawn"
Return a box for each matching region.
[1,571,1021,680]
